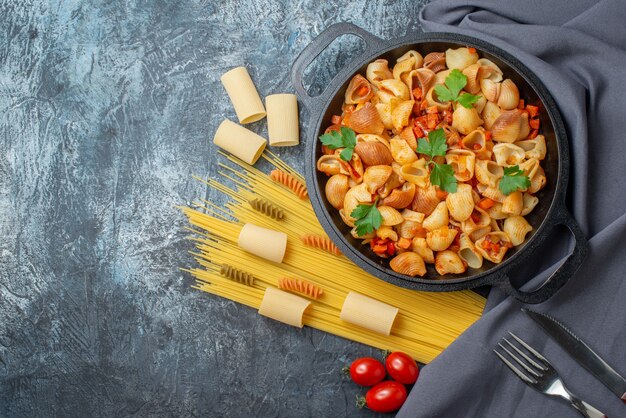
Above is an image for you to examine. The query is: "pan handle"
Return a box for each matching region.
[291,22,385,109]
[494,207,588,304]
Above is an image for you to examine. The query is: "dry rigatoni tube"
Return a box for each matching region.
[213,119,266,165]
[238,223,287,263]
[266,94,299,146]
[258,287,311,328]
[220,66,266,124]
[340,291,399,336]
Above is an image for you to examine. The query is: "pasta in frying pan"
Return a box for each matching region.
[317,47,546,277]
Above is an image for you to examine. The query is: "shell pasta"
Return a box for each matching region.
[317,47,547,278]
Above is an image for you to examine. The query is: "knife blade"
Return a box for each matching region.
[523,308,626,404]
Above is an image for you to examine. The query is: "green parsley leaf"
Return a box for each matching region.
[456,92,480,108]
[318,127,357,161]
[499,165,531,195]
[433,69,480,109]
[417,128,447,157]
[351,200,382,237]
[430,163,458,193]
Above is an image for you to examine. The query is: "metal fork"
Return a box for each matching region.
[494,332,607,418]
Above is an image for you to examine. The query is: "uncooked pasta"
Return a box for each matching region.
[300,234,342,256]
[278,276,324,300]
[182,151,485,364]
[270,169,309,199]
[248,197,285,220]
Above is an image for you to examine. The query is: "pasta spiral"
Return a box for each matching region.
[278,277,324,300]
[270,169,308,200]
[301,234,342,256]
[220,264,255,286]
[249,198,285,220]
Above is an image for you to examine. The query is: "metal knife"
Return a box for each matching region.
[523,308,626,404]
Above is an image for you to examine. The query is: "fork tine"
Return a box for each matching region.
[497,341,541,377]
[493,349,537,384]
[508,332,550,365]
[502,338,548,371]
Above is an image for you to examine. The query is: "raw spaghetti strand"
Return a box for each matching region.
[181,151,486,364]
[270,169,308,199]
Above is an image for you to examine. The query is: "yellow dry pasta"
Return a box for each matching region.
[213,119,267,165]
[249,197,285,220]
[278,276,324,300]
[340,291,399,336]
[181,151,486,364]
[220,263,256,286]
[258,287,311,328]
[238,223,287,263]
[266,93,300,146]
[301,234,342,256]
[220,66,266,124]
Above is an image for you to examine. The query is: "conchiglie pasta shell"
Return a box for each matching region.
[378,205,404,226]
[363,165,393,194]
[477,58,503,82]
[345,74,373,104]
[521,193,539,216]
[411,185,440,215]
[392,100,415,131]
[461,207,490,234]
[390,251,426,277]
[401,158,430,188]
[401,209,425,223]
[393,56,417,82]
[375,102,394,130]
[435,69,452,85]
[475,159,504,187]
[502,191,524,215]
[379,171,404,199]
[477,183,506,203]
[343,183,372,221]
[377,225,398,241]
[452,106,483,135]
[399,126,418,151]
[339,208,355,227]
[482,101,502,130]
[422,201,449,231]
[435,250,467,275]
[503,215,532,246]
[462,63,482,94]
[459,233,483,269]
[469,226,491,242]
[423,52,446,73]
[391,136,418,165]
[445,47,478,71]
[446,149,476,182]
[410,237,433,263]
[325,174,349,210]
[405,68,436,99]
[529,166,546,193]
[493,143,526,166]
[383,182,416,209]
[425,86,452,111]
[516,135,547,160]
[354,141,394,166]
[497,79,520,110]
[480,79,501,102]
[491,109,527,143]
[474,94,487,114]
[398,50,424,68]
[461,129,488,157]
[475,232,511,263]
[426,226,458,251]
[446,184,475,222]
[317,154,344,176]
[397,219,422,239]
[519,158,540,179]
[366,59,393,87]
[345,102,385,134]
[379,79,410,101]
[486,202,508,220]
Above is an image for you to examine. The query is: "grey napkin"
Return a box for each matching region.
[398,1,626,416]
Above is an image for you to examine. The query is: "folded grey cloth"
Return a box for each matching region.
[398,1,626,416]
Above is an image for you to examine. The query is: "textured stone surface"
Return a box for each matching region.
[0,1,429,416]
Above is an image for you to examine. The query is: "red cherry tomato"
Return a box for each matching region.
[361,381,407,413]
[349,357,386,387]
[385,352,419,384]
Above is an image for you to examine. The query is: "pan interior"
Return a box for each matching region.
[312,40,560,287]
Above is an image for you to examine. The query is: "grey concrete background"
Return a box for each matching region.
[0,1,430,416]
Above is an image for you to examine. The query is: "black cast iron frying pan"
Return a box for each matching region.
[290,23,588,304]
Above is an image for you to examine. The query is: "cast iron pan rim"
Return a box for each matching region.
[306,31,569,289]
